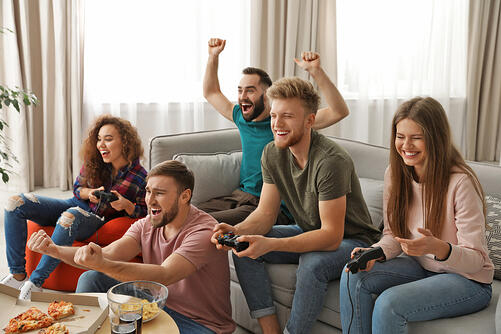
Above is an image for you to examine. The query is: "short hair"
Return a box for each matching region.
[242,67,272,88]
[147,160,194,201]
[266,77,320,114]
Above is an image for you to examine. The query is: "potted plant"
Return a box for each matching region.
[0,27,38,183]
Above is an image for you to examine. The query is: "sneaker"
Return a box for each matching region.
[0,273,28,289]
[19,281,43,301]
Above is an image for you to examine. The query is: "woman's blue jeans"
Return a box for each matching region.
[4,193,106,287]
[232,225,367,334]
[76,271,215,334]
[339,255,492,334]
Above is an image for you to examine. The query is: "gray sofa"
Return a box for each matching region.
[149,128,501,334]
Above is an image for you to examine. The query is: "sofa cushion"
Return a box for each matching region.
[173,151,242,205]
[486,194,501,279]
[359,178,384,230]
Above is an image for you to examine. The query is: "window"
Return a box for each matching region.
[84,0,250,104]
[336,0,467,99]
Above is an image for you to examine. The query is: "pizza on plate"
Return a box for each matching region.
[47,301,75,320]
[37,323,69,334]
[3,307,54,333]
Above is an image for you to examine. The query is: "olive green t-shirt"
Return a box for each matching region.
[261,130,381,245]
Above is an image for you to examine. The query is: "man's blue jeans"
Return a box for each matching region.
[339,255,492,334]
[76,271,215,334]
[232,225,367,334]
[4,193,105,287]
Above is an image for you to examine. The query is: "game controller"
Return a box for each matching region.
[346,247,385,274]
[217,232,249,252]
[93,190,119,203]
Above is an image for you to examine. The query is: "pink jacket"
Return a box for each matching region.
[373,168,494,284]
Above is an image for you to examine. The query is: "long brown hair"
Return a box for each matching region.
[80,115,143,187]
[387,97,485,238]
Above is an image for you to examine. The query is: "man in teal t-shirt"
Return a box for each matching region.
[197,37,350,225]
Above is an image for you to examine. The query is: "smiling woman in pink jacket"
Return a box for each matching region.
[340,97,494,334]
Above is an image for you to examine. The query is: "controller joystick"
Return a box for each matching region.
[346,247,385,274]
[93,190,119,203]
[217,232,249,252]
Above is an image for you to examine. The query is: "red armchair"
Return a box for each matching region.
[25,217,142,291]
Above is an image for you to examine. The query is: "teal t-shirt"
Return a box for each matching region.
[232,105,273,197]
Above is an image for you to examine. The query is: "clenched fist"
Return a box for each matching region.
[294,51,321,73]
[27,230,57,257]
[208,38,226,57]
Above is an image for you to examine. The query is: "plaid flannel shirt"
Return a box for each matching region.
[73,158,147,220]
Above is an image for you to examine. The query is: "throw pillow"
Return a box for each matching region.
[485,194,501,279]
[173,151,242,205]
[359,178,384,230]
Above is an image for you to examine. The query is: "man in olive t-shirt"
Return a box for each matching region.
[211,77,380,334]
[262,130,379,246]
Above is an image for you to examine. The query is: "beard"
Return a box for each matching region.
[274,129,304,149]
[240,94,266,121]
[150,198,179,228]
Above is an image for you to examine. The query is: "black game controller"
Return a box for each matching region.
[217,232,249,252]
[346,247,385,274]
[93,190,119,203]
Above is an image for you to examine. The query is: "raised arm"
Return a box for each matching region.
[295,51,349,129]
[203,38,234,121]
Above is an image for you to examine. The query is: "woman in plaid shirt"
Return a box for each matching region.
[2,115,147,299]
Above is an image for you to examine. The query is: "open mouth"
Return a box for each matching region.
[403,150,419,157]
[150,208,162,216]
[275,130,290,137]
[240,103,253,114]
[100,150,110,158]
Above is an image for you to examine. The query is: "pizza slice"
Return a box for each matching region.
[47,301,75,320]
[37,323,69,334]
[3,307,54,333]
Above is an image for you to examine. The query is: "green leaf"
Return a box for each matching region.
[4,99,10,107]
[2,172,9,183]
[12,100,20,112]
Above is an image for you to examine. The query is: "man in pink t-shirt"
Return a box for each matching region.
[27,160,235,334]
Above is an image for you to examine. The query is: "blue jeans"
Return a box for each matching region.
[232,225,368,334]
[339,255,492,334]
[4,193,105,287]
[76,271,215,334]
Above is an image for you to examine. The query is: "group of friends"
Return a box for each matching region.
[0,38,494,334]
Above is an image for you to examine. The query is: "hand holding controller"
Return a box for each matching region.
[346,247,385,274]
[92,190,119,203]
[217,232,249,252]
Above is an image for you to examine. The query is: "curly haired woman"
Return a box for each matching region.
[1,115,147,299]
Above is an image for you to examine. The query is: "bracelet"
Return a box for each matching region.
[434,242,452,261]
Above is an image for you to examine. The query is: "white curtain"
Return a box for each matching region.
[0,0,84,192]
[326,0,468,151]
[83,0,251,167]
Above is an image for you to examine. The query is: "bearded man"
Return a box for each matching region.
[211,77,381,334]
[28,160,235,334]
[198,37,350,226]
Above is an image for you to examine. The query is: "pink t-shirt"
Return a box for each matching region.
[374,168,494,284]
[125,205,235,334]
